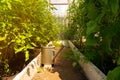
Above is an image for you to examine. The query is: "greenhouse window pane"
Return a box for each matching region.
[50,0,68,3]
[52,5,68,17]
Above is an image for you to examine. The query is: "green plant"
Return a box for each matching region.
[0,0,58,75]
[62,49,80,67]
[107,67,120,80]
[107,56,120,80]
[3,59,11,74]
[66,0,120,79]
[52,41,63,47]
[37,67,42,73]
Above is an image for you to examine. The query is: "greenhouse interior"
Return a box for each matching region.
[0,0,120,80]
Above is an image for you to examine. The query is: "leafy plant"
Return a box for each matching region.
[65,0,120,79]
[0,0,58,75]
[52,41,63,47]
[107,67,120,80]
[62,49,80,67]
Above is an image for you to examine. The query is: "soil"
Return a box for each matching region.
[0,48,41,80]
[0,74,17,80]
[32,47,88,80]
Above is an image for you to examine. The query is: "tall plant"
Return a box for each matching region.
[66,0,120,79]
[0,0,58,75]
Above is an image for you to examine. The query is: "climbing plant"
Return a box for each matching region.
[0,0,58,75]
[66,0,120,79]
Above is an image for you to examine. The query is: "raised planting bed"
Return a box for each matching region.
[13,51,41,80]
[13,40,106,80]
[68,41,106,80]
[13,41,63,80]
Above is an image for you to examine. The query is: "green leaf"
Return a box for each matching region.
[13,27,19,31]
[109,0,119,15]
[19,35,26,39]
[36,36,40,41]
[31,42,37,47]
[37,67,42,73]
[101,0,108,5]
[72,62,77,67]
[85,40,94,46]
[7,2,12,10]
[0,36,6,41]
[85,34,99,46]
[117,57,120,66]
[14,46,25,53]
[0,22,6,28]
[26,33,32,38]
[1,0,6,3]
[25,50,29,61]
[25,44,34,49]
[107,66,120,80]
[86,21,99,36]
[16,39,21,43]
[87,1,98,20]
[102,37,113,54]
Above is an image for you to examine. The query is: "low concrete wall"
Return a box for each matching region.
[13,40,106,80]
[68,41,106,80]
[13,52,41,80]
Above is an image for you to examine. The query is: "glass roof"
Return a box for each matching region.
[49,0,71,17]
[50,0,68,3]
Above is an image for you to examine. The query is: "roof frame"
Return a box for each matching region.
[48,0,70,5]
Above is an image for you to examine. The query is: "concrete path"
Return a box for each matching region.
[32,47,87,80]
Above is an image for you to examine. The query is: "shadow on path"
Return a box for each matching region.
[32,47,88,80]
[52,47,88,80]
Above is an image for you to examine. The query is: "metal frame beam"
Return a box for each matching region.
[48,0,70,5]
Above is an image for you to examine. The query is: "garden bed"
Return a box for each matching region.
[1,40,107,80]
[68,41,106,80]
[12,46,63,80]
[0,48,41,80]
[8,41,88,80]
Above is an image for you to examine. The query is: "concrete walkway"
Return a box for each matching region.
[32,47,87,80]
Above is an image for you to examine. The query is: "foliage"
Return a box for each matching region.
[62,49,80,67]
[52,41,63,47]
[0,0,58,75]
[37,67,43,73]
[66,0,120,79]
[107,66,120,80]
